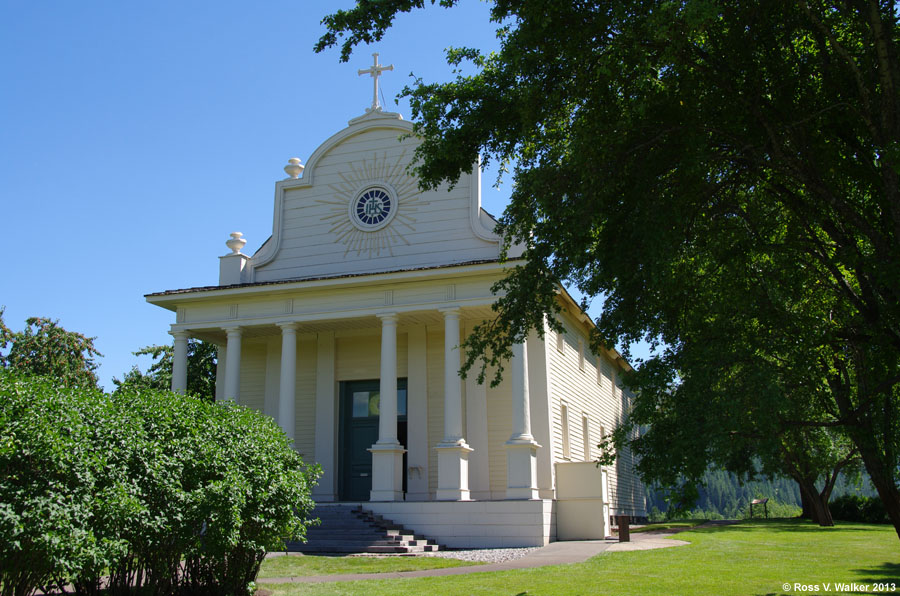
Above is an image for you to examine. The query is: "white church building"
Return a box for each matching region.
[146,56,645,548]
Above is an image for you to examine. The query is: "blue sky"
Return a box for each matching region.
[1,2,639,389]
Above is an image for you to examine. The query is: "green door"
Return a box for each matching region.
[338,380,407,501]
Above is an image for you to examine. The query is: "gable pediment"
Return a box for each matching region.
[247,111,503,284]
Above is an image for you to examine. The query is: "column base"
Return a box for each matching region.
[505,439,541,500]
[435,442,474,501]
[369,443,406,502]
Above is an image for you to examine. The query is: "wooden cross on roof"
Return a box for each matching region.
[358,52,394,112]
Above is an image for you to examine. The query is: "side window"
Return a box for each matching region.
[597,424,607,458]
[561,402,571,459]
[582,414,591,461]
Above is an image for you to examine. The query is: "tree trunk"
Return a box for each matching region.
[799,485,814,520]
[826,356,900,540]
[794,475,834,527]
[856,443,900,540]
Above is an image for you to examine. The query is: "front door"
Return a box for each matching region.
[338,379,407,501]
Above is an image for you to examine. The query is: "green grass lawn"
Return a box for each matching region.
[258,554,482,578]
[629,519,707,533]
[259,520,900,596]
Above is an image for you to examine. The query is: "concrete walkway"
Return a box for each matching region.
[257,528,691,585]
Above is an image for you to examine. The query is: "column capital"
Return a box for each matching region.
[169,329,191,340]
[276,321,299,331]
[437,306,461,317]
[376,312,399,324]
[222,325,243,334]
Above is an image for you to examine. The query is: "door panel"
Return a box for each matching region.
[339,380,407,501]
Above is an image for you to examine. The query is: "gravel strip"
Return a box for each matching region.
[424,547,541,564]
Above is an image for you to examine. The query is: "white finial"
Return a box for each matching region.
[284,157,304,179]
[226,232,246,255]
[358,52,394,112]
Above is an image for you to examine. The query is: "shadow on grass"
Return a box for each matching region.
[852,561,900,584]
[691,519,886,534]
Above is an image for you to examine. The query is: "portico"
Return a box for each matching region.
[161,277,539,505]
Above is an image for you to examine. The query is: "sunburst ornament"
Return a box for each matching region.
[319,150,427,257]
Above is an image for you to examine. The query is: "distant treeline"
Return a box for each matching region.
[646,468,878,520]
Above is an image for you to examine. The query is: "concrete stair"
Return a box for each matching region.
[285,505,444,554]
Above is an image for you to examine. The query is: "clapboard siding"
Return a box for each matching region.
[274,222,484,258]
[280,189,471,227]
[295,337,317,462]
[486,372,513,498]
[334,333,409,381]
[259,246,498,280]
[238,341,268,412]
[613,386,645,516]
[546,313,646,516]
[252,125,498,283]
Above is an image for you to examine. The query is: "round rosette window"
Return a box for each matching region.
[349,184,398,231]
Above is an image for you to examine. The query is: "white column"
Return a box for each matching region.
[377,314,399,444]
[436,307,472,500]
[510,341,534,441]
[369,313,405,501]
[528,328,555,499]
[441,309,464,441]
[263,337,280,419]
[406,325,429,501]
[170,330,189,394]
[215,344,226,402]
[506,340,541,499]
[223,325,242,401]
[277,322,298,443]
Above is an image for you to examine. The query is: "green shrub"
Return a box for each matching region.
[0,370,319,596]
[829,494,889,524]
[658,499,802,521]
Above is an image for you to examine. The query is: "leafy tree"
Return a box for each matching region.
[0,307,102,388]
[646,466,876,520]
[608,284,862,526]
[114,340,218,401]
[317,1,900,538]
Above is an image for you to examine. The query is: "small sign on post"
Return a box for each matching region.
[750,498,769,519]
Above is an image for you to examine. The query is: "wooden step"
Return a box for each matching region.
[286,505,444,554]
